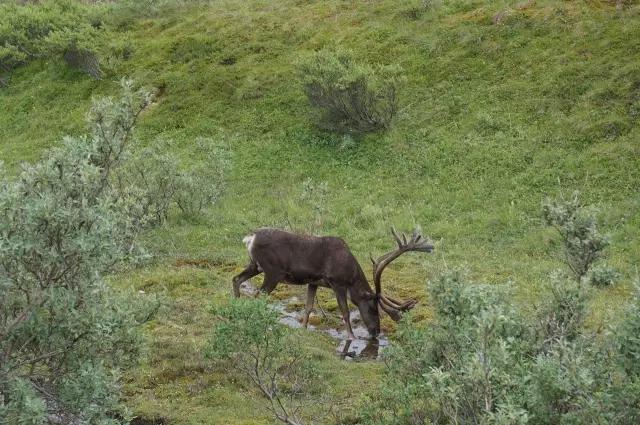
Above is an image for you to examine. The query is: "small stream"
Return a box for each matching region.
[239,281,388,361]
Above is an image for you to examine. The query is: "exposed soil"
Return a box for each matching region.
[129,417,168,425]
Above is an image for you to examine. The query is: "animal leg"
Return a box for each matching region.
[302,284,318,328]
[232,262,261,297]
[335,288,355,340]
[258,273,282,295]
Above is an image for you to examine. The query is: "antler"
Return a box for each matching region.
[371,227,434,321]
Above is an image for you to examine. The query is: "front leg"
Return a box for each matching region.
[302,284,318,328]
[335,288,355,340]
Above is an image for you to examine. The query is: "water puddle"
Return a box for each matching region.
[239,281,388,361]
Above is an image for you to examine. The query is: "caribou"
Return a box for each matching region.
[232,227,434,339]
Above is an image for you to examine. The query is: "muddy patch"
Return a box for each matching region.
[240,281,388,361]
[129,417,168,425]
[174,257,235,271]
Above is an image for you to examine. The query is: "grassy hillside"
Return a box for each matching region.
[2,0,640,423]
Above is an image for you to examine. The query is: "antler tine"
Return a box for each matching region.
[378,300,403,322]
[391,227,403,249]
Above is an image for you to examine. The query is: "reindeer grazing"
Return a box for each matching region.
[232,227,434,339]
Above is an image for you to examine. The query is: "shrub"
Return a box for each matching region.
[206,299,322,425]
[297,48,403,135]
[0,0,104,79]
[175,137,230,218]
[300,177,329,231]
[587,263,621,288]
[542,192,610,283]
[115,136,230,225]
[0,84,159,424]
[617,280,640,378]
[537,275,589,349]
[115,138,181,226]
[366,269,640,425]
[364,270,532,425]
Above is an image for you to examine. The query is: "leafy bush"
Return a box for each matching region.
[206,298,322,425]
[365,269,640,424]
[297,48,403,135]
[115,138,181,226]
[588,263,621,288]
[0,0,104,79]
[0,83,159,424]
[175,137,230,218]
[537,275,589,349]
[115,136,230,225]
[617,280,640,378]
[542,192,610,283]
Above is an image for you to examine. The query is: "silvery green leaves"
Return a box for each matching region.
[0,81,158,425]
[542,192,610,284]
[366,269,640,424]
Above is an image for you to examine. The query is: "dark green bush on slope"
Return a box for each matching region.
[297,48,403,135]
[0,0,104,81]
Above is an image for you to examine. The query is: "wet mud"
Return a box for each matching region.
[239,281,389,361]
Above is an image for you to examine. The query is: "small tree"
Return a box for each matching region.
[206,299,323,425]
[300,177,329,232]
[0,82,158,424]
[297,48,403,135]
[0,1,105,80]
[174,137,230,218]
[542,192,610,283]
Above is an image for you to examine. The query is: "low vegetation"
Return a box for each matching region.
[0,0,105,83]
[367,270,640,424]
[0,83,157,424]
[207,299,325,425]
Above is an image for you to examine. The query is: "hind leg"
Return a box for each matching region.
[258,272,283,295]
[232,262,261,297]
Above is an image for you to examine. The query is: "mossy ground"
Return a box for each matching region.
[2,0,640,423]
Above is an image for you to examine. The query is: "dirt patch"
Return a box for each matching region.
[130,417,169,425]
[174,258,235,271]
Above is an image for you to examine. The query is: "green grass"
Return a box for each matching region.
[2,0,640,422]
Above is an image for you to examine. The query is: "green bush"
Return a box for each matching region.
[175,137,230,218]
[297,48,403,135]
[115,138,181,226]
[537,275,589,349]
[587,263,621,288]
[0,83,158,424]
[365,269,640,424]
[115,136,230,225]
[206,298,321,425]
[617,280,640,378]
[0,0,104,79]
[542,192,610,283]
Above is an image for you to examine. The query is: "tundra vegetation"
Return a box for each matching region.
[1,0,640,424]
